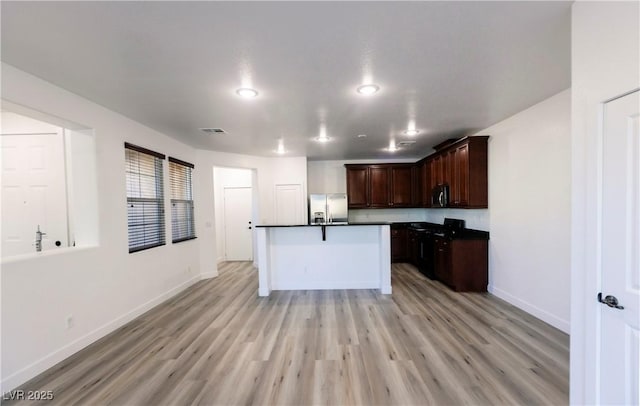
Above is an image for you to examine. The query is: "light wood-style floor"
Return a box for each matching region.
[4,262,569,406]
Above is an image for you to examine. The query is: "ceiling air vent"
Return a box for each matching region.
[200,128,227,134]
[397,140,416,147]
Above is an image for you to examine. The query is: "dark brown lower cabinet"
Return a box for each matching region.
[407,229,418,265]
[390,225,408,263]
[433,237,488,292]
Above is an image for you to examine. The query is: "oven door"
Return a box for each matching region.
[417,232,436,279]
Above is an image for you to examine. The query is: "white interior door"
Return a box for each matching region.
[599,90,639,405]
[223,187,253,261]
[274,184,304,225]
[1,132,69,256]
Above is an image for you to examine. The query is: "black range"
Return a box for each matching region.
[395,218,489,283]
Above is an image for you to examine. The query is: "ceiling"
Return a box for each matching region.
[0,1,571,160]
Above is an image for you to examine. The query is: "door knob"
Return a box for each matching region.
[597,292,624,309]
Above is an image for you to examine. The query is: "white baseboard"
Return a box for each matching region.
[200,271,218,280]
[1,275,201,393]
[272,281,380,291]
[488,285,570,333]
[216,256,225,264]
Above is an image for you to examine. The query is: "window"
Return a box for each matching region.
[125,143,166,253]
[169,157,196,243]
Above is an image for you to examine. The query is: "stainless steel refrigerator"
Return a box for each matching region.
[309,194,348,224]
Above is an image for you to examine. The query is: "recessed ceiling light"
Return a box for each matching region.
[315,126,331,142]
[275,139,286,154]
[397,140,416,147]
[403,129,420,136]
[236,88,259,98]
[356,84,380,96]
[357,134,367,138]
[200,128,227,134]
[386,140,398,152]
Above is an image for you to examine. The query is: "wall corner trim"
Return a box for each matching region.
[488,285,570,334]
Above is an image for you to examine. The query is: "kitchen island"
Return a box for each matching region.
[255,223,391,296]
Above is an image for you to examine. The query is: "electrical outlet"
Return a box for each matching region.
[66,315,74,329]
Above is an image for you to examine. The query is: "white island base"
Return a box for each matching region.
[256,224,391,297]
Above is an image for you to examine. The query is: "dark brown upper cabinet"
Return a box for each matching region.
[345,165,369,208]
[448,137,488,208]
[419,159,431,207]
[344,135,488,209]
[390,165,413,207]
[345,164,415,208]
[368,166,390,207]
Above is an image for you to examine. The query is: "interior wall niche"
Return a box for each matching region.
[1,104,99,258]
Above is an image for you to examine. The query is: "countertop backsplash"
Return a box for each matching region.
[348,208,489,231]
[348,208,428,223]
[424,208,489,231]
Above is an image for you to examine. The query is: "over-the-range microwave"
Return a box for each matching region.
[431,184,449,208]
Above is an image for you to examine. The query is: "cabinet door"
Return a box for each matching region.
[391,227,408,262]
[390,166,413,207]
[411,165,422,207]
[369,166,390,207]
[421,161,431,207]
[467,139,488,208]
[446,150,456,204]
[444,151,455,189]
[346,166,369,208]
[408,230,417,265]
[455,144,469,206]
[432,155,444,185]
[434,238,452,287]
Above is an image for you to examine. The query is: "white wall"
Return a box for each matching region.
[195,151,307,278]
[213,167,253,262]
[486,89,571,333]
[307,159,428,223]
[570,2,639,404]
[0,64,202,392]
[1,111,60,133]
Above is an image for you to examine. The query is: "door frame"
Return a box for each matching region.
[571,88,640,404]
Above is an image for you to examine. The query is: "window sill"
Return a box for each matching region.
[172,236,197,244]
[129,243,166,254]
[1,245,99,265]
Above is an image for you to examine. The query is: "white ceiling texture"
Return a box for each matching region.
[1,1,571,160]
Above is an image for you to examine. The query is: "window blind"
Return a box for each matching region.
[125,143,166,253]
[169,157,196,243]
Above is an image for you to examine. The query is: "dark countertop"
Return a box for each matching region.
[256,221,488,239]
[393,221,490,240]
[256,222,392,228]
